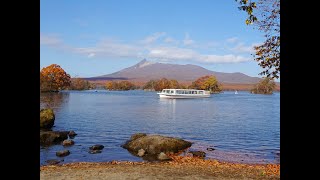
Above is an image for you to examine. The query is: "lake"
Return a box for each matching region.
[40,90,280,166]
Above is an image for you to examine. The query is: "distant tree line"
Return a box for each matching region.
[40,64,94,92]
[105,81,136,91]
[40,64,276,94]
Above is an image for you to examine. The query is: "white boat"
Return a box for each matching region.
[157,89,211,98]
[235,90,238,94]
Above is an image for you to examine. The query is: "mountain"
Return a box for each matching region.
[89,59,262,84]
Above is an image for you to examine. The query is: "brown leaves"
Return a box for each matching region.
[40,64,71,92]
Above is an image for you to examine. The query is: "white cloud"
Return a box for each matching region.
[88,53,95,58]
[164,37,178,44]
[40,34,62,46]
[41,32,252,63]
[226,37,239,43]
[200,54,250,63]
[183,33,194,46]
[147,47,197,61]
[73,39,142,58]
[140,32,166,44]
[146,46,250,63]
[231,43,255,53]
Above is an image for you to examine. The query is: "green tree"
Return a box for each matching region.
[236,0,280,79]
[251,77,276,94]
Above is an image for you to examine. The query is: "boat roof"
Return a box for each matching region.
[162,89,206,91]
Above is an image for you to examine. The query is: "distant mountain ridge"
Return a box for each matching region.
[89,59,262,84]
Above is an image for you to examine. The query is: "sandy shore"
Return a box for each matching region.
[40,156,280,180]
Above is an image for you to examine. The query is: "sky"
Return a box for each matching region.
[40,0,271,79]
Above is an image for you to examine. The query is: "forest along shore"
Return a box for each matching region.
[40,156,280,180]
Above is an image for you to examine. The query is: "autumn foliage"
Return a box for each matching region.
[40,64,71,92]
[190,75,222,93]
[105,81,135,91]
[143,78,182,91]
[251,77,276,94]
[70,78,95,90]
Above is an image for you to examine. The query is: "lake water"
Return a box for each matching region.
[40,90,280,166]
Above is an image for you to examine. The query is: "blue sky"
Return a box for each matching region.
[41,0,269,79]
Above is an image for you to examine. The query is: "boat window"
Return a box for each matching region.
[162,90,165,93]
[199,91,203,94]
[171,90,174,94]
[166,90,170,93]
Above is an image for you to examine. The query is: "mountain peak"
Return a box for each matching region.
[134,59,155,68]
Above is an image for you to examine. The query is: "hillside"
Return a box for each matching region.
[89,59,262,84]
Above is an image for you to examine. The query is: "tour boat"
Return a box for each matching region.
[157,89,211,98]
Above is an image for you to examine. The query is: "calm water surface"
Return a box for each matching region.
[40,90,280,165]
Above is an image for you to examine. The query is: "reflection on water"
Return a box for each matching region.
[40,90,279,165]
[40,92,70,110]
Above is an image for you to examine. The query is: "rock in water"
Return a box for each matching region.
[130,133,147,141]
[40,131,69,146]
[88,150,102,154]
[40,109,55,129]
[89,145,104,150]
[122,134,192,156]
[68,131,77,138]
[189,151,206,158]
[46,159,63,165]
[62,139,75,146]
[56,150,70,157]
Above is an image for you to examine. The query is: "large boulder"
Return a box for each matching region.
[122,133,192,157]
[40,109,55,129]
[40,131,69,146]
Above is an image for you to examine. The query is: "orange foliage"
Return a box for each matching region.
[105,81,135,90]
[40,64,71,92]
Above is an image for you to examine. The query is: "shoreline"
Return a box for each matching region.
[40,156,280,179]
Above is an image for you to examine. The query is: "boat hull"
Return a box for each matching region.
[158,93,210,99]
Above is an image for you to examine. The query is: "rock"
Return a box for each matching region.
[189,151,206,158]
[56,150,70,157]
[68,131,77,138]
[40,131,69,146]
[207,147,215,151]
[40,109,55,129]
[45,159,63,165]
[158,152,172,161]
[89,144,104,150]
[130,133,147,141]
[122,134,192,156]
[62,139,75,146]
[89,150,102,154]
[137,149,145,157]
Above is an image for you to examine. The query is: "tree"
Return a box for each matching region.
[154,78,171,91]
[190,75,222,93]
[105,81,135,91]
[143,80,157,90]
[70,78,93,90]
[236,0,280,79]
[251,77,276,94]
[40,64,71,92]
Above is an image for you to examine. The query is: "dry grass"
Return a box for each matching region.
[40,156,279,180]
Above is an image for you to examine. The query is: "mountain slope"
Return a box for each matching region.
[92,59,261,84]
